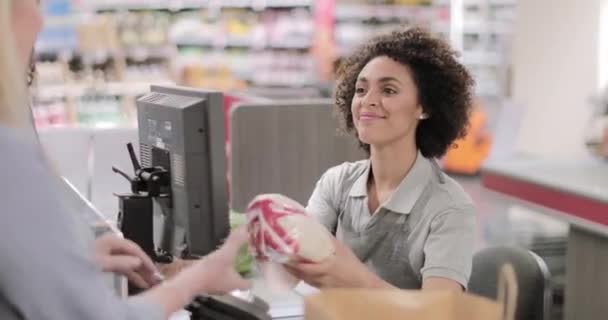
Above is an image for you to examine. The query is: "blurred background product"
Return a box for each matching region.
[585,87,608,160]
[442,99,493,175]
[33,0,514,132]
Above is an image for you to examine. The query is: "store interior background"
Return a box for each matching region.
[32,1,608,320]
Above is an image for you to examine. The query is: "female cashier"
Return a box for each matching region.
[288,28,477,292]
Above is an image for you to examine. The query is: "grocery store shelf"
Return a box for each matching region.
[465,0,515,7]
[35,45,175,61]
[91,0,312,11]
[335,4,439,21]
[338,48,504,67]
[464,20,512,34]
[267,41,312,50]
[433,20,512,34]
[123,46,176,61]
[462,50,503,66]
[38,0,513,97]
[44,14,95,27]
[175,40,311,50]
[34,81,174,98]
[213,0,313,9]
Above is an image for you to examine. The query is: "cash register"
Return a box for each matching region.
[112,85,271,320]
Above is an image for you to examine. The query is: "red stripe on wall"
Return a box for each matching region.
[482,172,608,226]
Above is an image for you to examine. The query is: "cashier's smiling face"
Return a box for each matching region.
[351,56,425,149]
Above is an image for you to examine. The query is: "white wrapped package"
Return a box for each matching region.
[246,194,335,290]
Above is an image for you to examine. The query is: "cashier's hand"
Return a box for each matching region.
[285,238,388,289]
[95,234,162,289]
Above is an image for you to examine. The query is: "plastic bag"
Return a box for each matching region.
[246,194,335,290]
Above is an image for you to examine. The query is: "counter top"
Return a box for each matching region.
[483,156,608,203]
[169,278,312,320]
[481,155,608,235]
[252,278,315,319]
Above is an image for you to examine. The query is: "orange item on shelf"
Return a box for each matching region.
[442,105,493,175]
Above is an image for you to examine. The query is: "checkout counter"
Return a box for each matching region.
[168,280,310,320]
[40,98,346,320]
[482,156,608,320]
[224,99,362,320]
[57,139,310,320]
[48,94,608,319]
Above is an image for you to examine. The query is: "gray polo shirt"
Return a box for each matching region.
[306,152,476,289]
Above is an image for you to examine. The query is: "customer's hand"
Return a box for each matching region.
[174,227,252,296]
[139,227,254,318]
[95,234,162,289]
[158,258,194,280]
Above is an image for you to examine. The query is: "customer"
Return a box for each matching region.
[288,28,477,291]
[0,1,250,319]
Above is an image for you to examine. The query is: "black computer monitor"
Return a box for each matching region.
[136,85,228,257]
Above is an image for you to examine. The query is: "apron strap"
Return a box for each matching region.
[401,179,434,232]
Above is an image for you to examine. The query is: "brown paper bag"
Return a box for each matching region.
[305,264,518,320]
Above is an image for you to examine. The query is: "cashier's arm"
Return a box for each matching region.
[422,277,463,291]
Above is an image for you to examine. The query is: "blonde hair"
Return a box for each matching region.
[0,0,31,130]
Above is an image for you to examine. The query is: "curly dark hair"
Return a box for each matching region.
[334,27,474,158]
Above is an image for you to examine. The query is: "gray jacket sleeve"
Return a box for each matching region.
[0,127,163,320]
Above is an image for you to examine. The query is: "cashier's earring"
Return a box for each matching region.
[419,113,429,120]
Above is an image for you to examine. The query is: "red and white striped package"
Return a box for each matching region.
[246,194,335,290]
[246,194,335,263]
